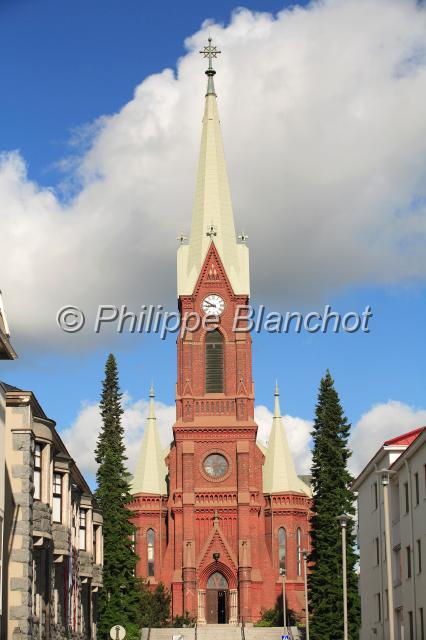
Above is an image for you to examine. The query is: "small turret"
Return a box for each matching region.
[131,385,167,495]
[263,382,311,496]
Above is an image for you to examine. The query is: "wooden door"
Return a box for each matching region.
[206,589,218,623]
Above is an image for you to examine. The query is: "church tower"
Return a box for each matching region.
[129,38,312,626]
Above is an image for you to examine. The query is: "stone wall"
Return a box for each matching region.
[8,431,34,640]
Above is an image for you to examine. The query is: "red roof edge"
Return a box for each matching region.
[384,426,425,447]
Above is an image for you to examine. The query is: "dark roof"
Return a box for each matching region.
[0,381,23,392]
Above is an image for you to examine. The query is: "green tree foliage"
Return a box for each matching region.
[94,354,142,638]
[308,371,361,639]
[139,582,171,628]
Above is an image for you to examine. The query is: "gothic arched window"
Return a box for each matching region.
[296,527,302,576]
[147,528,155,577]
[278,527,286,572]
[205,330,224,393]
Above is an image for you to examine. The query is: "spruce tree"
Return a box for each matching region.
[308,370,360,639]
[95,354,141,638]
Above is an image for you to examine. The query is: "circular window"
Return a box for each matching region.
[203,453,229,479]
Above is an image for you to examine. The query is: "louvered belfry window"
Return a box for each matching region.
[205,329,224,393]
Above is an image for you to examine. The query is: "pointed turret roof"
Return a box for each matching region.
[263,382,311,496]
[177,38,249,296]
[131,385,167,495]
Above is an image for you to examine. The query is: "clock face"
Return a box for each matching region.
[203,454,229,479]
[202,294,225,316]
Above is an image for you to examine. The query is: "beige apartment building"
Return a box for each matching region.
[1,293,103,639]
[1,292,18,637]
[353,427,426,640]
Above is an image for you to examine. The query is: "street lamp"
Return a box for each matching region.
[301,551,310,640]
[279,567,287,630]
[377,468,396,640]
[337,514,351,640]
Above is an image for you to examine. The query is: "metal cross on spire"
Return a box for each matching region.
[199,36,221,70]
[199,37,221,95]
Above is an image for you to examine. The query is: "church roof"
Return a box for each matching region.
[131,386,167,496]
[262,382,311,496]
[177,39,249,297]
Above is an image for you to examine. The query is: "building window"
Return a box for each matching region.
[420,607,424,640]
[404,482,410,514]
[93,526,98,564]
[52,473,62,522]
[79,509,87,550]
[385,589,389,620]
[372,482,378,510]
[147,528,155,577]
[296,527,302,577]
[418,539,422,574]
[407,545,412,579]
[414,472,420,506]
[278,527,286,572]
[376,593,381,622]
[34,443,42,500]
[394,546,402,585]
[409,611,414,640]
[205,330,224,393]
[375,537,380,565]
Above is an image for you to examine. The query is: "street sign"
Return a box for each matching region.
[282,635,289,640]
[110,625,126,640]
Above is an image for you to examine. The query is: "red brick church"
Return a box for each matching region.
[129,38,312,626]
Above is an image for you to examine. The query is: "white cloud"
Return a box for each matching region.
[349,400,426,475]
[61,393,175,480]
[2,0,426,349]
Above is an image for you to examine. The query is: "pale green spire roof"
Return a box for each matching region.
[177,37,250,296]
[131,385,167,496]
[263,382,311,496]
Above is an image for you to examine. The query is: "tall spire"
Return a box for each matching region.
[177,37,250,297]
[132,385,167,496]
[263,382,311,496]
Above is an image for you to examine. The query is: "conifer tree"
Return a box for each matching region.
[308,371,360,639]
[95,354,141,638]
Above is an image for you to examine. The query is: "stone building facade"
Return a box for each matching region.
[0,291,18,637]
[353,426,426,640]
[129,41,312,626]
[1,382,103,640]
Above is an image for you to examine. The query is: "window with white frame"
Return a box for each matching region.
[34,443,42,500]
[52,473,62,523]
[278,527,286,572]
[79,509,87,550]
[296,527,302,576]
[147,528,155,577]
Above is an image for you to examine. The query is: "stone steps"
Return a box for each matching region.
[142,626,296,640]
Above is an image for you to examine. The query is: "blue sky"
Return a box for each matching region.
[1,0,426,479]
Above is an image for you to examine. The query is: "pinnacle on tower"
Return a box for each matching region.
[263,382,311,496]
[177,37,250,297]
[131,385,167,495]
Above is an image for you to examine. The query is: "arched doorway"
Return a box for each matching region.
[206,572,229,624]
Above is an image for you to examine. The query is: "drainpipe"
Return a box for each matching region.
[405,460,417,640]
[375,463,385,640]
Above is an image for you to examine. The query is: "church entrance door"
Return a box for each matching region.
[206,572,229,624]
